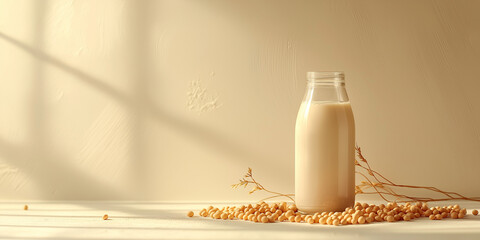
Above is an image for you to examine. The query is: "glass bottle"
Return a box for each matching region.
[295,71,355,214]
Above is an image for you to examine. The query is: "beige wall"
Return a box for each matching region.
[0,0,479,201]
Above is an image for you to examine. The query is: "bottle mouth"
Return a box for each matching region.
[307,71,345,83]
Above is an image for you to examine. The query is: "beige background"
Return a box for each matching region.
[0,0,479,201]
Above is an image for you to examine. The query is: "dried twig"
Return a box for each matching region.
[231,168,295,202]
[355,146,480,202]
[233,145,480,203]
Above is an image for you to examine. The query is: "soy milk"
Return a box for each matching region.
[295,72,355,213]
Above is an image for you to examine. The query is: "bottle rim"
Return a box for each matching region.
[307,71,345,82]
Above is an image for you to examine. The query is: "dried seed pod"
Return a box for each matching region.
[187,211,194,217]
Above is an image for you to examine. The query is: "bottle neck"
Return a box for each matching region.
[304,72,349,103]
[304,83,349,103]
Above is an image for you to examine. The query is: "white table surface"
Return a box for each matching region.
[2,200,480,240]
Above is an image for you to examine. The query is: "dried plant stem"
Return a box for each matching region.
[355,171,390,202]
[259,194,296,202]
[231,168,295,202]
[233,146,480,203]
[355,146,480,202]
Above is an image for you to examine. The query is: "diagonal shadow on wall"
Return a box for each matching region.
[0,1,261,200]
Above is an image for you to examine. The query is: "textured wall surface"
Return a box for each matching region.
[0,0,479,201]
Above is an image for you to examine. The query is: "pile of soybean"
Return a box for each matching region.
[188,201,479,225]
